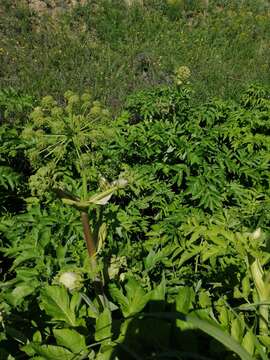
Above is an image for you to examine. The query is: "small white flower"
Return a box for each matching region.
[251,228,262,240]
[58,271,82,291]
[112,178,128,187]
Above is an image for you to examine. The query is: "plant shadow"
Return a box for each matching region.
[109,300,231,360]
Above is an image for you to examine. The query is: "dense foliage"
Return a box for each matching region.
[1,82,270,359]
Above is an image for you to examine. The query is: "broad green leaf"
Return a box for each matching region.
[201,246,224,263]
[20,343,35,357]
[96,349,114,360]
[242,330,255,355]
[70,291,81,314]
[218,306,230,327]
[31,344,74,360]
[258,335,270,348]
[175,286,194,330]
[109,283,129,316]
[149,275,166,312]
[109,279,151,317]
[95,308,112,343]
[5,282,38,306]
[231,317,244,343]
[16,268,39,281]
[33,330,42,343]
[39,228,51,247]
[10,251,37,270]
[176,286,194,314]
[242,276,251,298]
[80,293,99,318]
[151,275,166,301]
[125,277,151,316]
[53,328,86,354]
[198,291,211,308]
[144,249,164,270]
[178,246,202,267]
[40,285,78,326]
[125,277,145,300]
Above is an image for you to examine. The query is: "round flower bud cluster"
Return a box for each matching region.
[174,65,191,85]
[76,152,93,170]
[23,91,112,194]
[51,106,63,118]
[28,162,56,197]
[55,270,83,291]
[21,125,36,140]
[41,95,57,109]
[81,92,92,103]
[30,106,45,127]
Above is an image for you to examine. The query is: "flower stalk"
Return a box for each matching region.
[81,211,97,266]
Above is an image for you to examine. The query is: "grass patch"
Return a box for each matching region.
[0,0,269,110]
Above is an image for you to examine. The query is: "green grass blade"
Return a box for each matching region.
[186,314,253,360]
[141,312,253,360]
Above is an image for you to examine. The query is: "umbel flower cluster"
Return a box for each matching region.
[21,91,112,196]
[174,65,191,86]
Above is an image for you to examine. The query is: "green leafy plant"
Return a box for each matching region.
[1,83,270,359]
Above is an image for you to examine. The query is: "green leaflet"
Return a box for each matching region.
[109,283,130,317]
[53,328,87,354]
[95,308,112,343]
[178,245,203,268]
[242,330,255,356]
[113,277,151,317]
[176,286,195,314]
[30,344,74,360]
[40,285,79,327]
[109,277,164,319]
[0,166,21,190]
[175,286,195,331]
[4,281,39,307]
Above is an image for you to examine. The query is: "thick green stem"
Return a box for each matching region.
[80,172,97,266]
[81,211,96,266]
[80,171,107,308]
[81,210,107,309]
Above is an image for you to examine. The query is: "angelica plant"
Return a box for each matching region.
[21,91,127,270]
